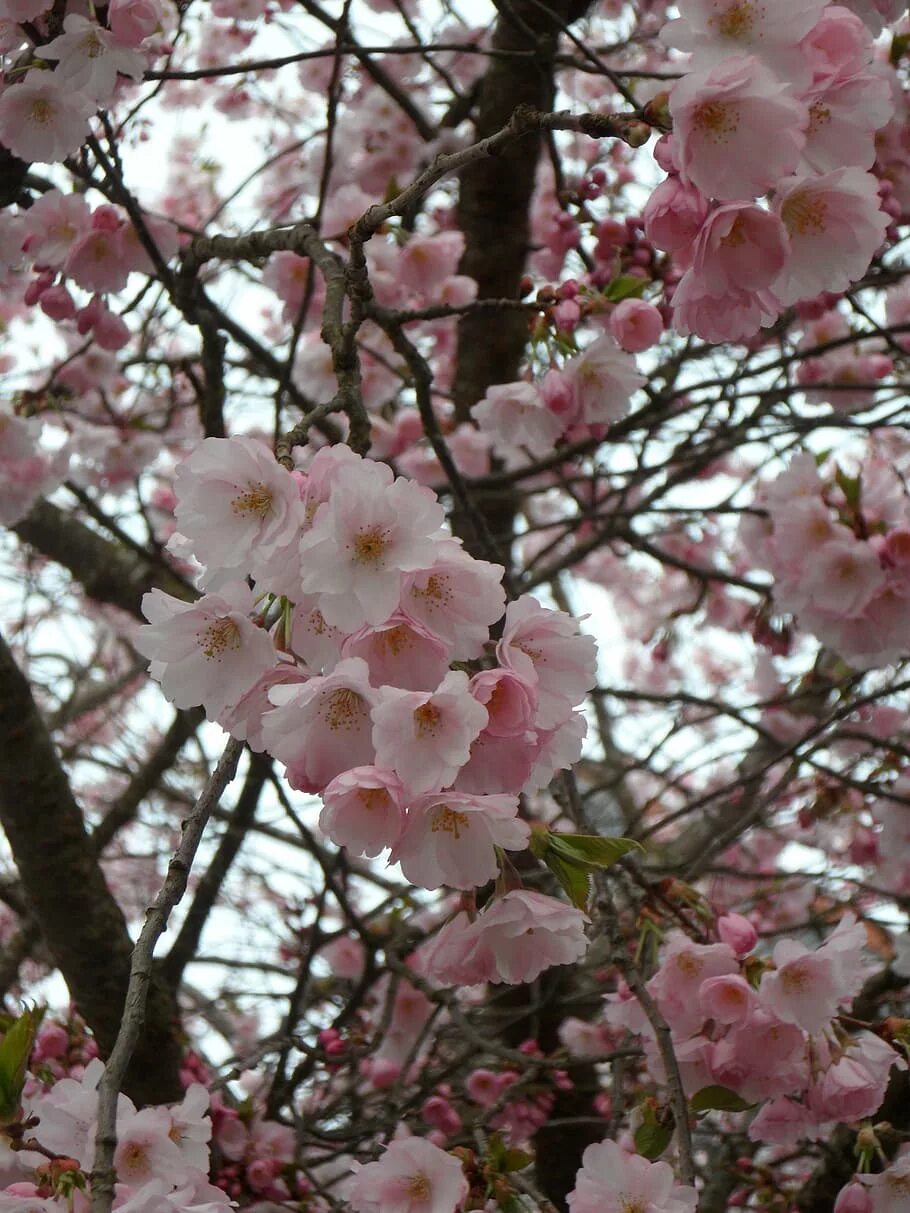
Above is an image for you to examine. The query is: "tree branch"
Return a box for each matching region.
[90,736,244,1213]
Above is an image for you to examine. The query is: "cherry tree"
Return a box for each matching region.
[1,0,910,1211]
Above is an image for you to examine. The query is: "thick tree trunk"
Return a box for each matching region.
[0,631,185,1106]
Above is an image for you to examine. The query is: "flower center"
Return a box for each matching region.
[198,618,241,660]
[675,952,703,978]
[807,101,831,136]
[693,100,739,143]
[713,0,757,39]
[380,625,411,657]
[406,1173,431,1201]
[780,962,810,993]
[323,687,367,731]
[30,98,53,126]
[781,192,827,237]
[353,526,390,565]
[358,787,391,812]
[414,702,442,736]
[431,806,470,840]
[232,482,273,518]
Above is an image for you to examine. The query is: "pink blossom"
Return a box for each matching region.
[709,1009,809,1101]
[861,1153,910,1212]
[342,612,452,692]
[319,767,406,857]
[220,662,309,753]
[114,1106,191,1187]
[690,203,789,294]
[662,0,826,82]
[468,668,537,738]
[174,436,306,581]
[671,273,780,344]
[759,937,843,1035]
[453,730,538,796]
[717,913,758,955]
[40,283,78,322]
[417,911,493,986]
[402,541,505,661]
[834,1182,873,1213]
[772,168,888,306]
[474,890,588,984]
[0,408,68,526]
[41,14,145,103]
[563,335,645,426]
[107,0,163,46]
[670,56,807,201]
[807,1047,896,1123]
[496,596,597,730]
[698,973,756,1023]
[568,1139,697,1213]
[747,1096,820,1144]
[0,71,94,165]
[471,380,563,459]
[320,935,365,979]
[523,710,587,793]
[372,670,489,795]
[262,657,380,793]
[609,298,664,352]
[647,933,738,1039]
[346,1137,467,1213]
[391,791,528,890]
[799,6,872,80]
[799,538,886,617]
[289,597,345,674]
[642,175,710,253]
[800,68,893,174]
[298,460,446,632]
[397,231,465,297]
[136,583,277,719]
[22,190,91,267]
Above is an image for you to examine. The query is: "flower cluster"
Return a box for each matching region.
[137,437,595,981]
[0,405,68,526]
[605,913,905,1146]
[7,1057,227,1213]
[470,334,645,464]
[0,5,162,167]
[740,443,910,668]
[649,0,893,342]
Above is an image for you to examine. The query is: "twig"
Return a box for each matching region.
[89,737,244,1213]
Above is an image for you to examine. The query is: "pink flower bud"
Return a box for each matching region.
[717,913,758,956]
[834,1181,872,1213]
[608,298,663,352]
[367,1058,400,1089]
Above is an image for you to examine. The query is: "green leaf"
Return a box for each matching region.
[0,1007,40,1126]
[529,826,551,861]
[890,32,910,63]
[604,274,649,303]
[834,464,862,511]
[500,1149,533,1173]
[548,833,643,869]
[542,850,592,911]
[635,1111,674,1159]
[690,1085,754,1113]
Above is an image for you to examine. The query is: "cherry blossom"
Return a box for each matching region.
[347,1138,467,1213]
[135,583,277,719]
[670,56,808,200]
[298,460,446,632]
[568,1139,697,1213]
[390,791,529,890]
[0,72,94,164]
[371,670,489,796]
